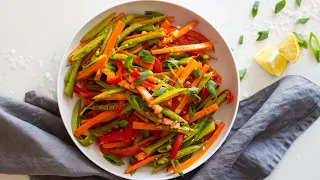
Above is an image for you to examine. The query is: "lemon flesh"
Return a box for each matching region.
[278,32,300,63]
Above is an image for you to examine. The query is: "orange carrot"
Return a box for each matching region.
[108,13,125,25]
[141,81,157,91]
[169,66,184,86]
[166,17,175,22]
[133,122,160,131]
[175,64,210,114]
[134,111,149,122]
[68,38,93,62]
[160,19,171,29]
[118,50,154,70]
[102,142,132,149]
[190,104,219,122]
[174,59,200,88]
[154,71,174,77]
[146,76,157,83]
[76,21,125,82]
[135,86,162,114]
[161,20,198,45]
[74,110,117,137]
[125,154,164,174]
[118,80,138,93]
[151,42,213,55]
[100,94,127,101]
[81,119,90,124]
[94,69,102,80]
[171,122,225,173]
[135,151,153,161]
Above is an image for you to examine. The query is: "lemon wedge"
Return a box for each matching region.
[278,32,300,63]
[254,45,288,76]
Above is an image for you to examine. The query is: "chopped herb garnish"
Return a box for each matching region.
[171,160,184,177]
[257,31,269,41]
[186,87,201,102]
[296,0,302,7]
[119,120,129,128]
[239,68,247,81]
[275,0,286,14]
[293,32,308,49]
[194,68,201,78]
[252,1,260,18]
[206,80,217,97]
[124,56,134,69]
[309,32,320,63]
[132,71,153,86]
[296,18,310,24]
[138,49,154,63]
[239,35,244,44]
[188,102,196,120]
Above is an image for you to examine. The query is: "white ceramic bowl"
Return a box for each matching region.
[57,1,239,179]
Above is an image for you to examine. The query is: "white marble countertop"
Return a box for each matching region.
[1,0,320,179]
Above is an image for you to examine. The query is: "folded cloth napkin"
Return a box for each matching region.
[0,75,319,180]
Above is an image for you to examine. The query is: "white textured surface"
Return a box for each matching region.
[0,0,319,179]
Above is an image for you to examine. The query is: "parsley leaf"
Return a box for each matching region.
[296,0,302,7]
[293,32,308,49]
[152,87,167,96]
[132,71,153,86]
[257,31,269,41]
[275,0,286,14]
[138,49,154,63]
[239,68,247,81]
[124,56,133,69]
[239,35,244,44]
[252,1,260,18]
[194,68,201,78]
[206,80,217,97]
[296,18,310,24]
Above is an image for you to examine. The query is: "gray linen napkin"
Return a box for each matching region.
[0,75,319,180]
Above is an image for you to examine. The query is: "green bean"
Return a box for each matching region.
[88,103,117,111]
[89,119,120,137]
[99,29,113,55]
[161,108,189,125]
[78,131,97,147]
[169,52,189,59]
[157,125,194,135]
[197,94,215,111]
[145,11,164,16]
[81,12,115,42]
[157,143,172,153]
[143,130,150,139]
[103,154,124,165]
[153,162,170,173]
[116,15,167,45]
[110,53,127,60]
[196,72,213,93]
[178,57,193,65]
[105,62,116,71]
[194,121,215,142]
[142,132,175,154]
[156,144,203,164]
[72,34,106,61]
[138,24,156,32]
[119,31,166,50]
[64,68,71,84]
[64,58,83,98]
[134,133,144,145]
[93,87,125,100]
[216,91,229,106]
[150,88,187,106]
[71,99,82,132]
[95,80,117,89]
[98,14,138,36]
[82,55,97,69]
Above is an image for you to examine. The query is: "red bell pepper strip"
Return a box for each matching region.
[116,100,126,119]
[73,85,98,99]
[106,60,124,84]
[123,115,136,142]
[131,69,141,80]
[185,30,214,51]
[226,91,233,104]
[96,130,124,145]
[100,135,159,157]
[181,110,190,122]
[153,56,162,73]
[199,87,209,103]
[170,133,185,160]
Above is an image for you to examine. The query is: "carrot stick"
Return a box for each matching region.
[175,64,210,114]
[76,21,125,82]
[160,19,171,29]
[100,94,127,101]
[174,59,200,88]
[81,119,90,124]
[68,38,93,62]
[74,110,118,137]
[118,80,138,93]
[154,71,174,77]
[133,122,160,131]
[135,86,162,114]
[102,142,132,149]
[135,151,153,161]
[108,13,125,25]
[161,20,198,45]
[171,122,225,173]
[94,69,102,80]
[118,50,154,70]
[151,42,213,55]
[190,104,219,122]
[146,76,157,83]
[141,81,157,91]
[125,154,164,174]
[169,66,184,86]
[134,111,149,122]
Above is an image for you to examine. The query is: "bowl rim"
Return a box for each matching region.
[57,0,240,179]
